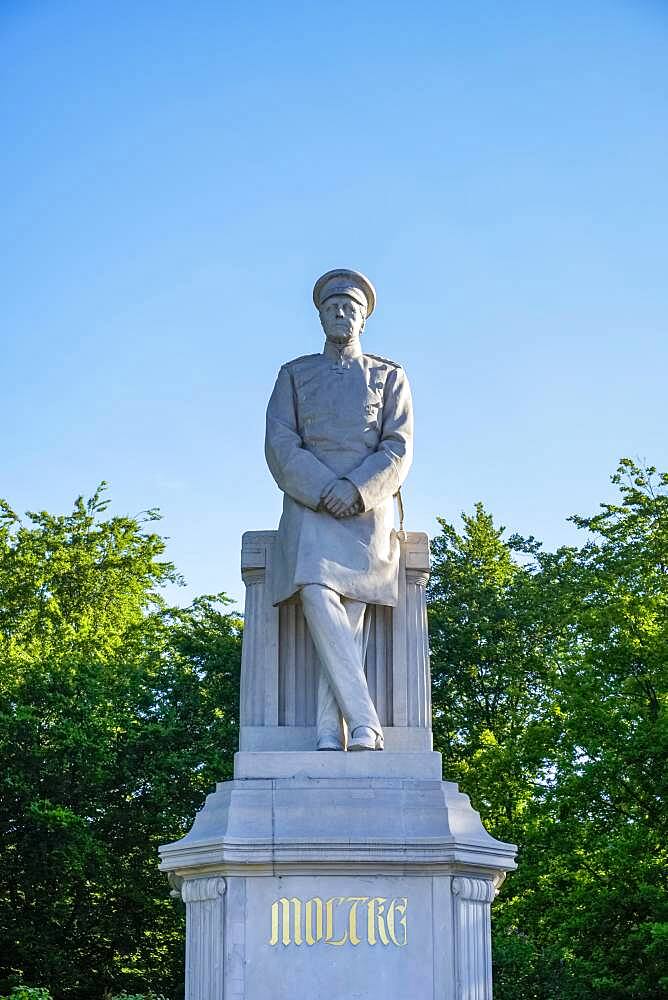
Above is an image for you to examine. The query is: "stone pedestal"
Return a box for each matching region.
[160,752,516,1000]
[159,529,516,998]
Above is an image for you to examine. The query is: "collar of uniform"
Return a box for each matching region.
[323,340,363,363]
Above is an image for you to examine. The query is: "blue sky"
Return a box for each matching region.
[2,0,667,607]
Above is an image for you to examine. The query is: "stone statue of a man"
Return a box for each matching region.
[265,269,413,751]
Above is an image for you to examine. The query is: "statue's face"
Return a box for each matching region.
[319,294,366,346]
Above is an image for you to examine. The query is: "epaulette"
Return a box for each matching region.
[283,353,322,369]
[364,352,402,369]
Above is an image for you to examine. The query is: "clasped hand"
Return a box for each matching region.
[320,478,362,518]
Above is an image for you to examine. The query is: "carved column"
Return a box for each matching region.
[392,531,431,728]
[182,876,227,1000]
[452,876,496,1000]
[392,538,408,725]
[240,531,279,727]
[405,534,430,727]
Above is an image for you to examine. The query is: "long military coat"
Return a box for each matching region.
[265,342,413,607]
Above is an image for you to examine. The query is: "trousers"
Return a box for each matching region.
[300,584,382,742]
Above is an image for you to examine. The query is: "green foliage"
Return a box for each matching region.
[0,487,241,1000]
[110,993,168,1000]
[0,990,53,1000]
[2,464,666,998]
[0,987,169,999]
[429,459,668,999]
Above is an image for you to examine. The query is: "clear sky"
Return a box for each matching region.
[2,1,667,608]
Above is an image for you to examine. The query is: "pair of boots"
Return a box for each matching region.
[300,585,384,755]
[317,726,384,752]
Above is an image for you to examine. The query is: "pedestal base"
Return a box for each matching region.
[159,753,516,1000]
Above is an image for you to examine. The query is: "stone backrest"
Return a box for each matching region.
[239,530,432,751]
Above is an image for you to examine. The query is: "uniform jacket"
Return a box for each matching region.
[265,341,413,606]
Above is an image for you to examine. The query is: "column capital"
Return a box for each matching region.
[168,872,183,900]
[181,876,227,903]
[405,568,430,587]
[241,566,266,586]
[452,876,496,903]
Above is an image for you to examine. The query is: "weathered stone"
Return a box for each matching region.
[239,530,432,752]
[159,753,515,998]
[158,269,517,998]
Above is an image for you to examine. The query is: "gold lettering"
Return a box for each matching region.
[305,897,323,945]
[270,900,279,946]
[270,894,407,947]
[269,897,302,946]
[345,897,369,946]
[325,897,348,946]
[376,898,391,946]
[366,898,376,945]
[387,897,408,946]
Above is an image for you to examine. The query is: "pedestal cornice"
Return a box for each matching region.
[159,754,516,881]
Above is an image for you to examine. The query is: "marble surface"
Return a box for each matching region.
[239,530,432,751]
[264,269,414,749]
[158,269,517,997]
[265,269,413,610]
[243,874,437,1000]
[161,764,516,1000]
[265,343,413,607]
[159,760,516,874]
[233,750,443,780]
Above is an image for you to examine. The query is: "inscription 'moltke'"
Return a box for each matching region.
[269,896,408,947]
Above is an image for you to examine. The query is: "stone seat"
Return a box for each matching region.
[239,529,432,752]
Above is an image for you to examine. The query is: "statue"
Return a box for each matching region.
[265,269,413,752]
[160,269,516,1000]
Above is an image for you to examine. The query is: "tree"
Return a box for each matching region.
[428,502,559,843]
[3,463,666,998]
[0,487,242,1000]
[428,461,668,999]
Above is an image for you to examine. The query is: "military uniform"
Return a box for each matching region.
[264,268,413,749]
[265,342,413,607]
